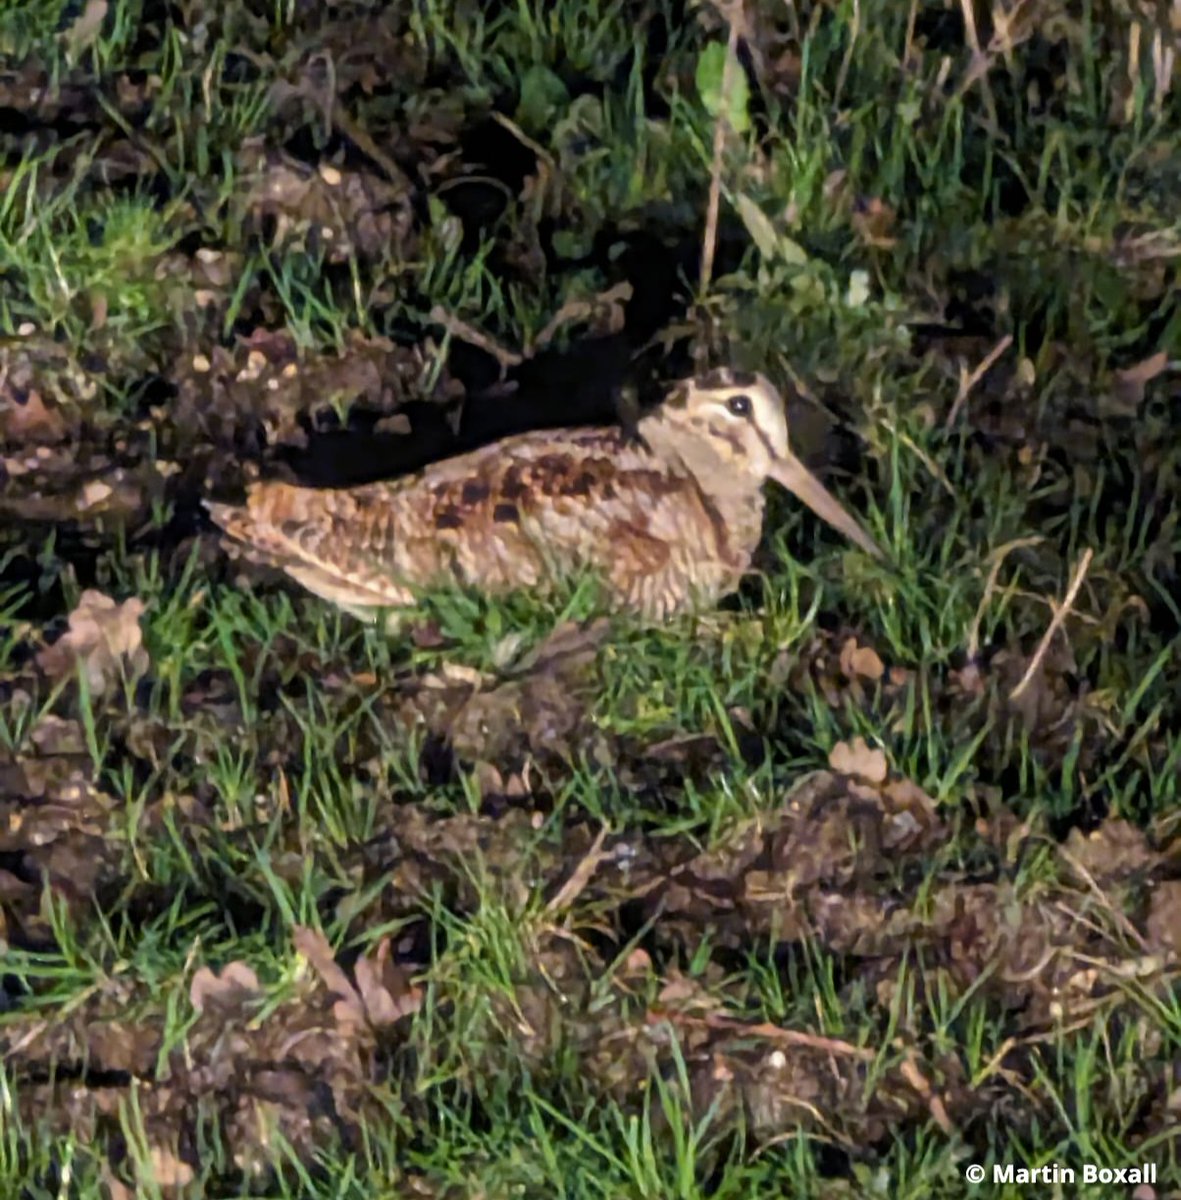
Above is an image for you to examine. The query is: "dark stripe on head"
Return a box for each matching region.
[751,425,777,462]
[700,367,757,390]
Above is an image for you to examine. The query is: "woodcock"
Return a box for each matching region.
[206,370,883,624]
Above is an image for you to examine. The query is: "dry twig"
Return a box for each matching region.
[648,1008,876,1060]
[428,306,524,377]
[945,334,1013,428]
[1009,548,1094,702]
[545,826,611,915]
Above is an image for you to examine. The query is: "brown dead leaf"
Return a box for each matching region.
[295,921,410,1036]
[1060,820,1159,887]
[657,970,727,1013]
[880,778,940,849]
[61,0,107,59]
[88,289,109,331]
[100,1164,133,1200]
[293,925,378,1036]
[528,281,633,355]
[471,760,505,800]
[190,961,261,1013]
[839,637,885,682]
[36,590,149,696]
[145,1144,194,1188]
[828,736,889,784]
[0,868,35,903]
[354,936,422,1028]
[77,479,113,510]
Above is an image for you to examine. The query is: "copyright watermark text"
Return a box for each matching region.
[965,1162,1157,1186]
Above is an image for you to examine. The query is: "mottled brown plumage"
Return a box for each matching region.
[206,371,882,623]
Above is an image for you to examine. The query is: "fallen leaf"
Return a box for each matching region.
[36,590,149,696]
[100,1165,133,1200]
[88,289,109,331]
[293,925,356,999]
[145,1144,194,1188]
[293,925,368,1034]
[828,736,889,785]
[77,479,113,510]
[354,936,422,1027]
[190,961,261,1013]
[61,0,107,60]
[839,638,885,682]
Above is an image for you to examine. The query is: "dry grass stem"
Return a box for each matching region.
[1009,547,1095,702]
[945,334,1013,428]
[545,826,610,915]
[429,305,524,376]
[699,1,741,299]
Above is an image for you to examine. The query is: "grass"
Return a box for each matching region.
[1,0,1180,1195]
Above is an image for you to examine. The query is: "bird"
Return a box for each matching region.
[205,369,883,626]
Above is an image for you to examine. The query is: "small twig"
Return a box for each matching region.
[775,354,820,408]
[545,826,610,915]
[699,2,741,299]
[428,306,523,377]
[898,1048,954,1135]
[648,1008,876,1060]
[945,334,1013,429]
[954,0,995,122]
[952,0,999,123]
[490,111,557,175]
[1151,28,1175,115]
[1009,547,1094,702]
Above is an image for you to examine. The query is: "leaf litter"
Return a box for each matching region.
[1,0,1180,1192]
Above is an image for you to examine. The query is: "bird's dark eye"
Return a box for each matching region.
[726,393,752,418]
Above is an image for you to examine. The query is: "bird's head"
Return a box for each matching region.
[654,369,883,560]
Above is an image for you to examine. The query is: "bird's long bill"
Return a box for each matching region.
[770,453,884,561]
